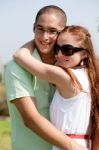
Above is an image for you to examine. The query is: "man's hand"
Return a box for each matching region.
[70,140,89,150]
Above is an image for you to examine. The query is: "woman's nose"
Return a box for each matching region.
[57,50,62,56]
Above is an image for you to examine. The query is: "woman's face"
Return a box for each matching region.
[55,33,84,68]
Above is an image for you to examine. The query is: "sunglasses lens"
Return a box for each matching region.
[54,45,60,54]
[61,45,74,56]
[54,44,84,56]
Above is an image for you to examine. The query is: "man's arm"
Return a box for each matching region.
[13,97,88,150]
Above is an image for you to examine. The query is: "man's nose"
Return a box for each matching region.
[42,31,50,40]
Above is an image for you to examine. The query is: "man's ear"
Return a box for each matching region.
[33,23,36,32]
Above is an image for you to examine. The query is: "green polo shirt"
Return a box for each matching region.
[5,49,55,150]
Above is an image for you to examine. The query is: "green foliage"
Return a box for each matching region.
[0,83,6,100]
[0,100,9,116]
[0,73,2,83]
[0,84,9,116]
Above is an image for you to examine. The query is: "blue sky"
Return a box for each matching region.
[0,0,99,64]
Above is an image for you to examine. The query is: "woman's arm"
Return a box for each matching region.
[13,48,70,87]
[13,40,35,57]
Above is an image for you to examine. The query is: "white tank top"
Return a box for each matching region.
[50,68,91,150]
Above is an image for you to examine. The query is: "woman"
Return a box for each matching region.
[14,25,99,150]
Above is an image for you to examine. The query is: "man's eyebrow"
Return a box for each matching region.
[36,25,42,27]
[36,25,58,30]
[48,27,59,31]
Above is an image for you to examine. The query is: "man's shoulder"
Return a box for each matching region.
[6,59,23,70]
[5,59,34,88]
[5,59,31,77]
[20,40,34,51]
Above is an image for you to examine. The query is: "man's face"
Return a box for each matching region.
[34,13,65,55]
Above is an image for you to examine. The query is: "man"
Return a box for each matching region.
[5,5,87,150]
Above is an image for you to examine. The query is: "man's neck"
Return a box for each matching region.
[40,53,55,64]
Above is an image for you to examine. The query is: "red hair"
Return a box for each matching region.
[60,26,99,150]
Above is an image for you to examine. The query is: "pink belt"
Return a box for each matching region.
[66,134,89,139]
[66,134,90,149]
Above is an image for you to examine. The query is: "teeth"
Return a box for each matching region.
[41,41,49,45]
[42,44,46,46]
[43,43,47,46]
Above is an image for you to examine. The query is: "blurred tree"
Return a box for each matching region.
[97,17,99,32]
[0,63,5,83]
[0,73,2,83]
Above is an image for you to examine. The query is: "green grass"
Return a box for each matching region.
[0,83,11,149]
[0,119,11,150]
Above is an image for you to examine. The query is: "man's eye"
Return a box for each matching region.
[38,28,44,31]
[50,30,57,34]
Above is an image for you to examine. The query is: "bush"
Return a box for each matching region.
[0,100,9,116]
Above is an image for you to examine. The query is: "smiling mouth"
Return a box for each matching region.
[41,44,50,49]
[65,59,69,61]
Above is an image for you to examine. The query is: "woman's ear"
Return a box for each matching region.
[81,50,88,60]
[80,50,88,66]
